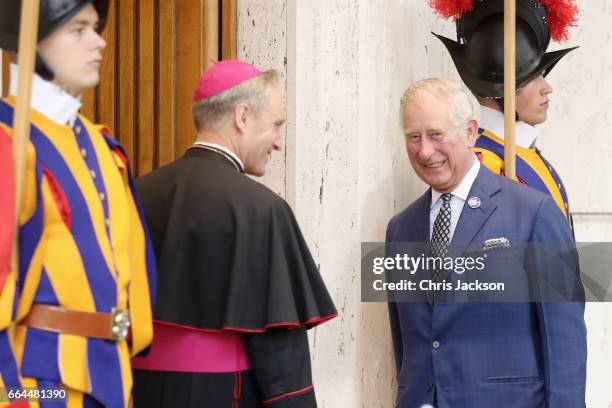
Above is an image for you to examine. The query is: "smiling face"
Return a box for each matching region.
[516,74,553,125]
[237,85,285,176]
[37,4,106,96]
[402,92,478,193]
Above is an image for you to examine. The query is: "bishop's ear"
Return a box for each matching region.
[233,102,251,133]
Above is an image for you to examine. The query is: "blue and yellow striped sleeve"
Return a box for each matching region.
[0,136,44,404]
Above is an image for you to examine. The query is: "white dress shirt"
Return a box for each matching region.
[479,105,540,149]
[429,158,481,241]
[9,63,81,126]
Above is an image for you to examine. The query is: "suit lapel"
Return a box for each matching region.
[448,166,501,259]
[413,189,431,243]
[402,189,434,305]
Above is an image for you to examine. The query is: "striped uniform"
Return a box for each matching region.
[0,96,155,408]
[474,128,571,222]
[0,126,13,292]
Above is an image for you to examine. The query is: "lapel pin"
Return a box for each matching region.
[467,196,481,209]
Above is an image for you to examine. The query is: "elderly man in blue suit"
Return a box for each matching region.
[386,78,586,408]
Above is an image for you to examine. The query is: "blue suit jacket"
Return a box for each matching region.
[386,165,586,408]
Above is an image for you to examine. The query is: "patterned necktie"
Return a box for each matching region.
[430,193,452,282]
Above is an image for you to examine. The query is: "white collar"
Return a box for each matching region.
[479,105,540,148]
[9,63,82,126]
[431,158,480,208]
[193,141,245,172]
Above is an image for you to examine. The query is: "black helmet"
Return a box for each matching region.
[0,0,109,51]
[431,0,578,98]
[0,0,109,79]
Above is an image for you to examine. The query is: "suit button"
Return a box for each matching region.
[432,340,440,349]
[426,382,434,392]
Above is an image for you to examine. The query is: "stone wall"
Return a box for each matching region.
[238,1,612,406]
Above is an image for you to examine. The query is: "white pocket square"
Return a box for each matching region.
[482,237,511,251]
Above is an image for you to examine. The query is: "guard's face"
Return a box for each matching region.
[403,93,477,193]
[240,85,285,176]
[516,74,553,126]
[37,4,106,96]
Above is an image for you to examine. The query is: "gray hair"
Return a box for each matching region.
[399,78,474,131]
[192,69,281,131]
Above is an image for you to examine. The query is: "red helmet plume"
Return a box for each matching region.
[540,0,579,42]
[429,0,579,42]
[429,0,473,20]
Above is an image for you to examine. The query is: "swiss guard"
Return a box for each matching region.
[430,0,579,224]
[0,1,155,407]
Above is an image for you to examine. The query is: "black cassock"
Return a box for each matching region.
[132,147,337,407]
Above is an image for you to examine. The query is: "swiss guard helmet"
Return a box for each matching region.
[430,0,579,98]
[0,0,109,80]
